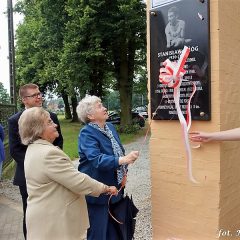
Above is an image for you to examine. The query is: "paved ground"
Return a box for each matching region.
[0,195,24,240]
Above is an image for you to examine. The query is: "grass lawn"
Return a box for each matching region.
[58,115,148,160]
[58,116,82,159]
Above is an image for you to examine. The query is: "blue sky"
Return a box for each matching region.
[0,0,23,94]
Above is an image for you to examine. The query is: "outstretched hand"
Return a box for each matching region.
[189,131,212,143]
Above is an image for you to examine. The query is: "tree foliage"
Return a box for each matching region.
[15,0,146,125]
[106,0,146,125]
[0,83,10,104]
[15,0,67,90]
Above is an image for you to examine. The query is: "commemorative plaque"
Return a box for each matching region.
[149,0,210,120]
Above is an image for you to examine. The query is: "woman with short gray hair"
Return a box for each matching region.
[76,95,101,124]
[19,107,117,240]
[77,95,139,240]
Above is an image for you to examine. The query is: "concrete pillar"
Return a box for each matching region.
[147,0,240,239]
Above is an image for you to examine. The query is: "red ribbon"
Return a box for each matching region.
[159,46,198,183]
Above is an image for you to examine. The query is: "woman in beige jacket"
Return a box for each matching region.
[18,107,117,240]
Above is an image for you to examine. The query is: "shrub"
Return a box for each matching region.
[115,124,141,134]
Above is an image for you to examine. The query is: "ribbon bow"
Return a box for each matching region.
[159,46,198,183]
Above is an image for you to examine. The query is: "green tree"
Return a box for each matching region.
[60,0,114,98]
[15,0,76,120]
[15,0,44,86]
[105,0,146,126]
[15,0,146,126]
[0,83,10,104]
[63,0,146,126]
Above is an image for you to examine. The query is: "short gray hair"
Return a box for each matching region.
[19,107,50,145]
[76,95,101,123]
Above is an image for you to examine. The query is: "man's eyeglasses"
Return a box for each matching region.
[23,92,42,99]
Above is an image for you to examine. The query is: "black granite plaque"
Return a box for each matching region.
[150,0,210,120]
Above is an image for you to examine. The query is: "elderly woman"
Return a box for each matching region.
[18,107,117,240]
[77,95,139,240]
